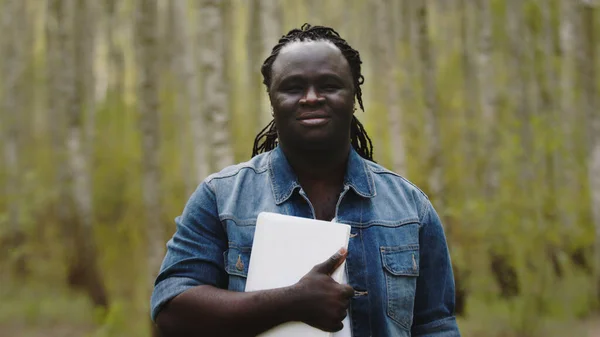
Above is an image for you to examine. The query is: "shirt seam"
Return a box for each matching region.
[206,164,268,183]
[411,316,457,334]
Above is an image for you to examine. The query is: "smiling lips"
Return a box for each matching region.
[297,112,331,126]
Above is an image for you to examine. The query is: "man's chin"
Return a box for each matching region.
[292,136,344,153]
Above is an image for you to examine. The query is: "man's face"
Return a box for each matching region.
[269,41,355,152]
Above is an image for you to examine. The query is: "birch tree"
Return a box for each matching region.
[200,0,233,171]
[476,0,497,197]
[171,1,207,191]
[259,0,282,129]
[376,0,406,174]
[105,0,125,95]
[416,1,442,201]
[135,0,164,323]
[507,0,531,185]
[62,0,108,308]
[1,0,26,275]
[56,0,82,292]
[399,0,417,123]
[248,0,264,134]
[459,0,478,169]
[560,0,577,152]
[579,0,600,294]
[559,0,578,230]
[46,0,73,281]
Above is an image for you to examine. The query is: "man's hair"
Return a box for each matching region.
[251,23,374,162]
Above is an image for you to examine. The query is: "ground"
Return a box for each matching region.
[1,279,599,337]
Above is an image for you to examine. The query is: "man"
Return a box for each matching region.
[151,24,460,337]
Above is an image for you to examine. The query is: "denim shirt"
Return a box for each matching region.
[151,146,461,337]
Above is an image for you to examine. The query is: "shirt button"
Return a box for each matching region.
[236,255,244,271]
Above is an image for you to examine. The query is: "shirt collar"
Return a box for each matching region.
[268,146,376,205]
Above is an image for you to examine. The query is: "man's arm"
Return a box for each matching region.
[411,199,461,337]
[151,181,353,336]
[156,284,299,337]
[157,247,351,337]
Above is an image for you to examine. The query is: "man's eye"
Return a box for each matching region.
[322,84,340,91]
[283,86,303,93]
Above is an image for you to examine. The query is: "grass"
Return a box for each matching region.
[1,276,598,337]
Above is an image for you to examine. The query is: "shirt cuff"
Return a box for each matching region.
[150,276,201,322]
[412,316,460,336]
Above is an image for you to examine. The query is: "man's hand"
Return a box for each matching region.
[292,248,354,332]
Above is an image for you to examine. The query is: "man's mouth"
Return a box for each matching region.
[296,112,331,126]
[297,117,331,126]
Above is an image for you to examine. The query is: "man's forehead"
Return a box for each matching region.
[278,40,340,56]
[272,40,349,75]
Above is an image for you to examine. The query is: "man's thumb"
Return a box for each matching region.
[314,247,347,275]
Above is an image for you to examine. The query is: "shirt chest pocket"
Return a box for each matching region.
[224,247,251,292]
[380,244,419,331]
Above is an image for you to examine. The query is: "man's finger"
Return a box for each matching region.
[342,285,355,298]
[313,247,347,275]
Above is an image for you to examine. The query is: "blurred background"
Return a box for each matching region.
[0,0,599,336]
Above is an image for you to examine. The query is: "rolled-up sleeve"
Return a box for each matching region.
[412,199,461,336]
[150,180,227,322]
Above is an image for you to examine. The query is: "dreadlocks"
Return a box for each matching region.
[251,23,375,162]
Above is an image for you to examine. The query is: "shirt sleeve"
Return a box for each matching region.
[150,180,228,322]
[411,199,461,336]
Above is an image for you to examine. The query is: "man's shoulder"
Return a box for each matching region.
[205,152,271,184]
[364,160,429,200]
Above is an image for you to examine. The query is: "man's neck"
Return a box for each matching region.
[280,143,350,186]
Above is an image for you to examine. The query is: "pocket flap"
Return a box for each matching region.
[380,245,419,276]
[224,247,251,278]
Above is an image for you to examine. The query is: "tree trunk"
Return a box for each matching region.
[172,0,207,192]
[376,0,406,173]
[200,0,233,172]
[400,0,417,124]
[579,0,599,297]
[63,0,108,309]
[83,1,97,156]
[248,0,264,136]
[135,0,164,335]
[559,0,578,230]
[259,0,281,129]
[105,0,125,95]
[55,0,80,291]
[507,0,533,185]
[46,0,72,280]
[416,1,442,201]
[476,0,497,197]
[368,0,387,164]
[1,0,26,276]
[459,0,478,174]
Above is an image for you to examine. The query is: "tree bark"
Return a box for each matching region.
[105,0,125,95]
[1,0,26,276]
[416,1,442,201]
[200,0,234,172]
[248,0,264,136]
[476,0,497,197]
[135,2,164,335]
[172,0,207,192]
[63,0,108,309]
[259,0,281,130]
[459,0,479,196]
[559,0,579,230]
[507,0,533,186]
[560,0,577,134]
[376,0,406,173]
[46,0,72,275]
[579,0,599,296]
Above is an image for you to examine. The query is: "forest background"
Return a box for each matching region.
[1,0,599,336]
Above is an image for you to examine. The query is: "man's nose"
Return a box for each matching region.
[299,87,325,105]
